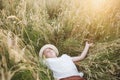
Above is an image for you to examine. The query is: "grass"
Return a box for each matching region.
[0,0,120,80]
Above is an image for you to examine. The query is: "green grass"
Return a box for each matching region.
[0,0,120,80]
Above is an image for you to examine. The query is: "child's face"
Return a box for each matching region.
[43,48,57,58]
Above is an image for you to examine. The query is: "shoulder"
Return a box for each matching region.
[61,54,70,57]
[61,54,71,59]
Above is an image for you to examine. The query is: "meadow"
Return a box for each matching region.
[0,0,120,80]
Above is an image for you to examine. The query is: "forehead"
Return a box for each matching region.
[44,48,53,51]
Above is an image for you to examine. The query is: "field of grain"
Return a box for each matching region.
[0,0,120,80]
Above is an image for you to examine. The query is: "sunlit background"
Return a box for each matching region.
[91,0,110,10]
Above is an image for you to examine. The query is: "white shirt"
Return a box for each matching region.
[45,54,84,79]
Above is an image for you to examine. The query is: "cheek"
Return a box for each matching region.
[44,52,53,57]
[51,51,57,55]
[44,52,50,57]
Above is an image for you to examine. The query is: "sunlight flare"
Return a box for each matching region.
[91,0,107,9]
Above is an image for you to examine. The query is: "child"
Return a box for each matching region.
[39,42,93,80]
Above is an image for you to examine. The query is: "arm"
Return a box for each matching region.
[72,42,92,62]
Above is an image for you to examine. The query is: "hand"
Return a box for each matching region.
[85,41,93,47]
